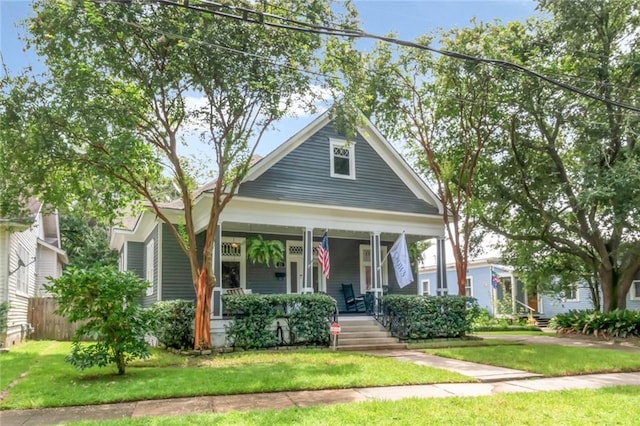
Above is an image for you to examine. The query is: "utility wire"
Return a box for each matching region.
[118,0,640,114]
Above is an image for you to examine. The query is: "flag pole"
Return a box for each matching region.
[378,231,404,270]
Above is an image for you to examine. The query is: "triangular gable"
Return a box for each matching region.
[243,109,443,214]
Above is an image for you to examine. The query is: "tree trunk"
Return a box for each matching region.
[193,268,213,349]
[599,266,626,312]
[455,257,467,297]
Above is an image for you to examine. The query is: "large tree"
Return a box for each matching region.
[332,26,505,296]
[477,0,640,311]
[1,0,353,347]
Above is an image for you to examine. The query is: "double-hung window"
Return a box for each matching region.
[330,138,355,179]
[145,240,155,296]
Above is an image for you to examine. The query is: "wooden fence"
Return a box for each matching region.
[28,297,81,341]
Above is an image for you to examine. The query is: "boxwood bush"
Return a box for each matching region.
[550,309,640,338]
[149,300,195,350]
[382,295,480,340]
[223,294,336,349]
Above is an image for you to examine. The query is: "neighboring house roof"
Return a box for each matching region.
[0,198,42,231]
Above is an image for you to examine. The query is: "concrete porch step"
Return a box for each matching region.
[339,331,393,339]
[339,325,388,333]
[338,337,401,346]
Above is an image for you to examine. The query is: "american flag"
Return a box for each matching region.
[491,268,500,289]
[317,232,330,279]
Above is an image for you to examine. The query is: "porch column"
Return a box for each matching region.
[511,272,517,314]
[213,223,222,318]
[370,232,382,309]
[302,227,313,293]
[436,237,447,295]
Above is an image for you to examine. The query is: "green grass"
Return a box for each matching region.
[428,344,640,376]
[70,386,640,425]
[408,338,522,349]
[0,341,53,389]
[0,341,471,409]
[472,330,548,336]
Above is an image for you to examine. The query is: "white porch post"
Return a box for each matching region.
[212,223,222,319]
[511,272,517,315]
[436,237,448,295]
[302,227,313,293]
[370,232,382,310]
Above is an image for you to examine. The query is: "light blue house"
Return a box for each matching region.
[419,240,640,320]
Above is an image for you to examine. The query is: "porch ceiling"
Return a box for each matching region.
[221,221,430,243]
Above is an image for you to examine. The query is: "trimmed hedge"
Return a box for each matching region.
[550,309,640,338]
[149,300,195,350]
[222,294,336,349]
[383,295,480,340]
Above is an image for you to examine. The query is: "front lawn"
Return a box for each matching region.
[408,338,522,350]
[428,344,640,376]
[0,341,471,409]
[71,386,640,425]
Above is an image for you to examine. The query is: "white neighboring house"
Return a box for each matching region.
[0,199,68,348]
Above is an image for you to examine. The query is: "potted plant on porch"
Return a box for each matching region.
[246,235,285,267]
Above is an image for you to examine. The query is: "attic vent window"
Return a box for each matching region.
[330,138,355,179]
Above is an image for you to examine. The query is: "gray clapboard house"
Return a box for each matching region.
[110,110,445,345]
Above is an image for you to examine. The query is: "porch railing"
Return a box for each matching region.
[515,300,536,317]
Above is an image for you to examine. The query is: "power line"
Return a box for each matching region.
[115,0,640,114]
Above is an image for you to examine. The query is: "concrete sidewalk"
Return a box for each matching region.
[3,344,640,426]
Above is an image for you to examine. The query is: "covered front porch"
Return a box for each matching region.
[207,196,446,319]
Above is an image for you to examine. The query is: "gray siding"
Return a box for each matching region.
[141,226,158,308]
[239,122,438,215]
[127,242,144,278]
[160,224,202,302]
[156,227,418,311]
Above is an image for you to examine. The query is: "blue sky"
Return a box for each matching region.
[1,0,538,156]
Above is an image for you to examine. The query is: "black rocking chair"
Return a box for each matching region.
[341,283,366,313]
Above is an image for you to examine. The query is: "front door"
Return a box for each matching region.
[527,292,539,312]
[286,241,325,293]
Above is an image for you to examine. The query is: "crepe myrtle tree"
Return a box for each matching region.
[2,0,357,348]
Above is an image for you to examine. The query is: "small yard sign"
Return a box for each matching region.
[330,322,341,351]
[330,322,341,335]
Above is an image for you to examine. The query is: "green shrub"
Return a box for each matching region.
[223,293,336,349]
[45,266,153,375]
[383,295,480,340]
[223,295,279,349]
[472,308,529,330]
[149,300,195,350]
[284,294,335,345]
[551,309,640,338]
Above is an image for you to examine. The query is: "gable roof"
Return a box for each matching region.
[243,109,443,214]
[0,197,42,231]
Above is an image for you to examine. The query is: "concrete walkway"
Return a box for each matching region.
[3,370,640,425]
[3,335,640,425]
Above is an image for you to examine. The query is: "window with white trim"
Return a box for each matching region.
[436,279,448,296]
[631,280,640,300]
[221,237,246,289]
[465,277,473,297]
[421,279,430,296]
[562,283,579,302]
[359,245,388,294]
[330,138,355,179]
[16,244,29,294]
[145,240,154,296]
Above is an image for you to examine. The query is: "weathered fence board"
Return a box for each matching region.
[28,298,80,341]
